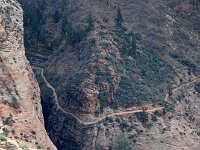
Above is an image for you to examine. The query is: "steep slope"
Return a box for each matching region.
[17,0,200,149]
[0,0,56,149]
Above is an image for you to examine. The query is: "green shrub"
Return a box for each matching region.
[11,129,15,135]
[135,32,142,41]
[170,52,180,59]
[94,109,101,116]
[181,59,197,70]
[151,115,157,122]
[0,134,7,141]
[114,133,131,150]
[135,111,148,124]
[106,117,114,123]
[18,143,29,150]
[37,144,43,149]
[120,121,129,130]
[31,130,36,135]
[12,96,20,108]
[2,128,9,136]
[164,102,175,111]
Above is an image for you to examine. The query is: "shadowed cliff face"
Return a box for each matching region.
[0,0,56,149]
[16,0,200,149]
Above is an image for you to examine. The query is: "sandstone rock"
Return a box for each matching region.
[0,0,56,149]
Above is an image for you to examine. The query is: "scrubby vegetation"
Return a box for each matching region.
[0,134,7,141]
[2,127,9,137]
[17,0,200,149]
[12,96,20,108]
[135,111,148,124]
[2,113,14,126]
[170,52,200,73]
[114,133,131,150]
[18,143,29,150]
[58,14,175,111]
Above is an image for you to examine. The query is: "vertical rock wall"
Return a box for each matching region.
[0,0,56,149]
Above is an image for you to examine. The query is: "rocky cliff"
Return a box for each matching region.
[0,0,56,149]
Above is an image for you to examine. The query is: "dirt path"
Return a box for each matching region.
[172,78,200,93]
[26,51,46,58]
[84,107,164,125]
[165,77,200,102]
[32,66,164,125]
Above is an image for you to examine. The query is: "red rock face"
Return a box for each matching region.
[0,0,56,149]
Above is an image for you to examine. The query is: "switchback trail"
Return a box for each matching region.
[84,107,164,125]
[172,78,200,93]
[32,66,164,125]
[165,77,200,101]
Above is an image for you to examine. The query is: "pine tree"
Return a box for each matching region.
[115,7,124,30]
[129,36,136,56]
[67,23,81,44]
[53,10,61,23]
[62,14,68,34]
[62,0,67,10]
[86,12,95,31]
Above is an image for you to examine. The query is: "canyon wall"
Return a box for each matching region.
[0,0,56,149]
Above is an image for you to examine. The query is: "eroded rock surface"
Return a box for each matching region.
[0,0,56,149]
